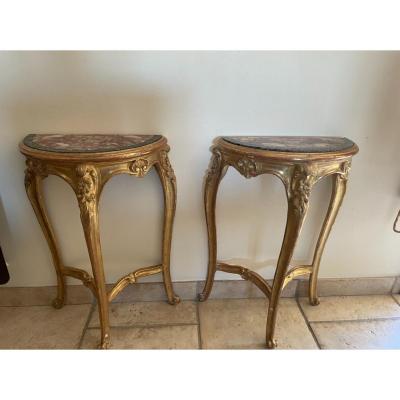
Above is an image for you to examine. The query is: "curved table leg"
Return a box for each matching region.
[156,152,180,305]
[25,163,66,309]
[199,151,228,301]
[308,173,347,305]
[265,167,311,349]
[75,164,110,349]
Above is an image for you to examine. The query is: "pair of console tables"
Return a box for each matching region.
[19,134,358,349]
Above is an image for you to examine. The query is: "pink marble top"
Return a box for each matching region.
[23,134,162,153]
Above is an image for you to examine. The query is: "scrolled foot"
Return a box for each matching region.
[310,298,320,306]
[168,295,181,305]
[97,334,111,350]
[52,297,64,309]
[198,292,208,302]
[266,339,277,349]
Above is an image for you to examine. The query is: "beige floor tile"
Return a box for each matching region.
[311,319,400,349]
[81,325,199,349]
[0,285,93,306]
[298,295,400,322]
[393,294,400,306]
[0,305,91,349]
[297,277,395,297]
[89,301,197,328]
[198,298,318,349]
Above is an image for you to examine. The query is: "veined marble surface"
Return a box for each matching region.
[23,134,162,153]
[223,136,355,153]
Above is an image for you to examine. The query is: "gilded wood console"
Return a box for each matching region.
[199,136,359,349]
[20,134,180,349]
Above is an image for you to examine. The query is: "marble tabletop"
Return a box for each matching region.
[222,136,355,153]
[23,134,162,153]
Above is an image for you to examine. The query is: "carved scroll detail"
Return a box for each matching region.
[236,157,257,178]
[108,264,163,302]
[338,160,351,180]
[217,262,272,298]
[82,272,94,286]
[159,150,176,182]
[205,150,223,185]
[130,158,149,177]
[24,159,47,189]
[76,164,98,218]
[290,164,317,215]
[62,266,97,296]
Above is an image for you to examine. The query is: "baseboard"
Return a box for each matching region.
[0,276,399,306]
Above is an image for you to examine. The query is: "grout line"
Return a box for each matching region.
[309,316,400,324]
[77,301,96,349]
[296,293,396,299]
[0,303,93,308]
[1,292,398,307]
[196,301,203,350]
[391,294,400,307]
[86,321,199,330]
[0,292,385,307]
[0,298,201,307]
[111,297,197,303]
[115,295,294,303]
[295,297,321,349]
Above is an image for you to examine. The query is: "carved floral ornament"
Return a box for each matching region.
[76,164,98,216]
[81,270,94,287]
[339,160,351,180]
[159,150,176,182]
[290,164,317,215]
[205,150,222,184]
[24,159,48,188]
[236,157,258,178]
[130,158,149,177]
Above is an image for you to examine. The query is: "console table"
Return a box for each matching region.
[199,135,359,348]
[20,133,180,349]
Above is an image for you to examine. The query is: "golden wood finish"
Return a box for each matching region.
[217,262,272,298]
[20,135,180,349]
[108,265,163,302]
[24,169,66,309]
[199,136,358,349]
[282,265,313,290]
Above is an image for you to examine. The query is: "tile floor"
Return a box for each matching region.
[0,294,399,349]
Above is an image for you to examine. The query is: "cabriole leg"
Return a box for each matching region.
[75,164,110,349]
[24,161,66,309]
[156,151,180,305]
[199,150,227,302]
[309,173,347,306]
[266,166,312,348]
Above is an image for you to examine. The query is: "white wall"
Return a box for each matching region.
[0,51,399,287]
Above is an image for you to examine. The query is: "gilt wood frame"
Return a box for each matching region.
[199,136,358,349]
[20,136,179,349]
